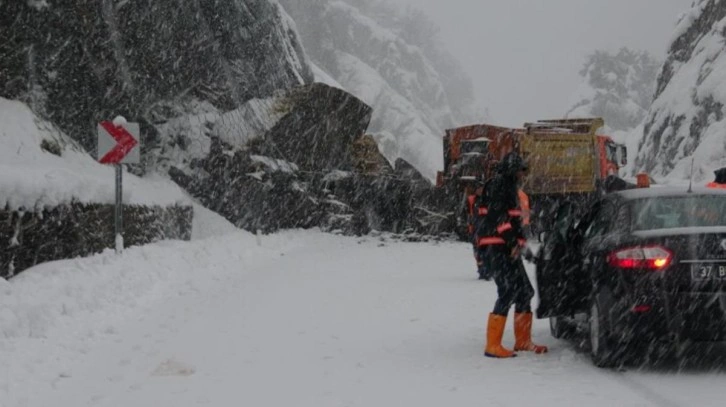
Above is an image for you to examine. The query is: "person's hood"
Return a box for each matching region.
[497,152,528,176]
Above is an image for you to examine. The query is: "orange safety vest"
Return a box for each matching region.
[706,182,726,189]
[476,197,526,248]
[518,189,531,226]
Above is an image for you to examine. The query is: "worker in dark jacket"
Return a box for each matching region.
[707,167,726,189]
[477,152,548,358]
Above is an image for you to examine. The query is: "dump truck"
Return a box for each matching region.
[436,117,627,238]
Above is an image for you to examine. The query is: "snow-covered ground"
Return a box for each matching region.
[3,230,726,407]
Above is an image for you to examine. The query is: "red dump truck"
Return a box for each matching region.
[437,117,627,237]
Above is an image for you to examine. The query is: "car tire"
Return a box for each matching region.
[589,290,620,368]
[549,316,572,339]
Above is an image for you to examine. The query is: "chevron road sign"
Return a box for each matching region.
[97,120,140,164]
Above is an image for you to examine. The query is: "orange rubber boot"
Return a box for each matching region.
[484,313,516,358]
[513,312,548,354]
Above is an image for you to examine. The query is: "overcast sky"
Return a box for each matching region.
[385,0,693,127]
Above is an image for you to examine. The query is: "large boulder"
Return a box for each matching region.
[258,84,375,172]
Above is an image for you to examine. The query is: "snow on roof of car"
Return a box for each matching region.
[614,186,726,200]
[633,226,726,238]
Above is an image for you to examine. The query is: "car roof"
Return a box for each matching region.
[612,186,726,201]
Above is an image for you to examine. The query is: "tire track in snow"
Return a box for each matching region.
[601,370,683,407]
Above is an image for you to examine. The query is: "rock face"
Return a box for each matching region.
[279,0,482,180]
[636,0,726,181]
[0,0,312,152]
[0,1,458,240]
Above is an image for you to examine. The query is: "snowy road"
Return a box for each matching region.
[4,230,726,406]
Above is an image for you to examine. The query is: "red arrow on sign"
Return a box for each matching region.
[99,121,138,164]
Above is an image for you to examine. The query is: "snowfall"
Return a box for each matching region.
[3,96,726,407]
[2,215,726,407]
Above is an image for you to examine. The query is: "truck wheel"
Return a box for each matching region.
[589,291,620,368]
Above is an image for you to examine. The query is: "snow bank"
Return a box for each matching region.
[0,98,189,210]
[0,231,255,341]
[0,229,279,402]
[190,201,238,240]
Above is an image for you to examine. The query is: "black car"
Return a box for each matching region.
[535,187,726,367]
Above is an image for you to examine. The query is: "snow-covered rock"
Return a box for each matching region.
[0,97,188,210]
[279,0,482,180]
[636,0,726,182]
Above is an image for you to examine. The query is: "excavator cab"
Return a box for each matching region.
[453,138,491,185]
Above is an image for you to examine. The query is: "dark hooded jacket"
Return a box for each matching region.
[707,168,726,188]
[475,152,527,252]
[715,168,726,184]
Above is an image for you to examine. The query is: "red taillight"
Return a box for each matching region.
[607,246,673,270]
[631,304,652,313]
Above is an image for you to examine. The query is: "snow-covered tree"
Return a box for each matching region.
[567,48,660,132]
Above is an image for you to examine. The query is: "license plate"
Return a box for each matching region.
[691,264,726,281]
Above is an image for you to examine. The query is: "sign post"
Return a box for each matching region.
[115,164,123,253]
[97,117,141,254]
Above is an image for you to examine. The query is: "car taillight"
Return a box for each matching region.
[607,246,673,270]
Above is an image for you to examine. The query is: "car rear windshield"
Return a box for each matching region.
[631,195,726,231]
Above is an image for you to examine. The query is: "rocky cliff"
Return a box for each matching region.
[636,0,726,181]
[0,0,313,152]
